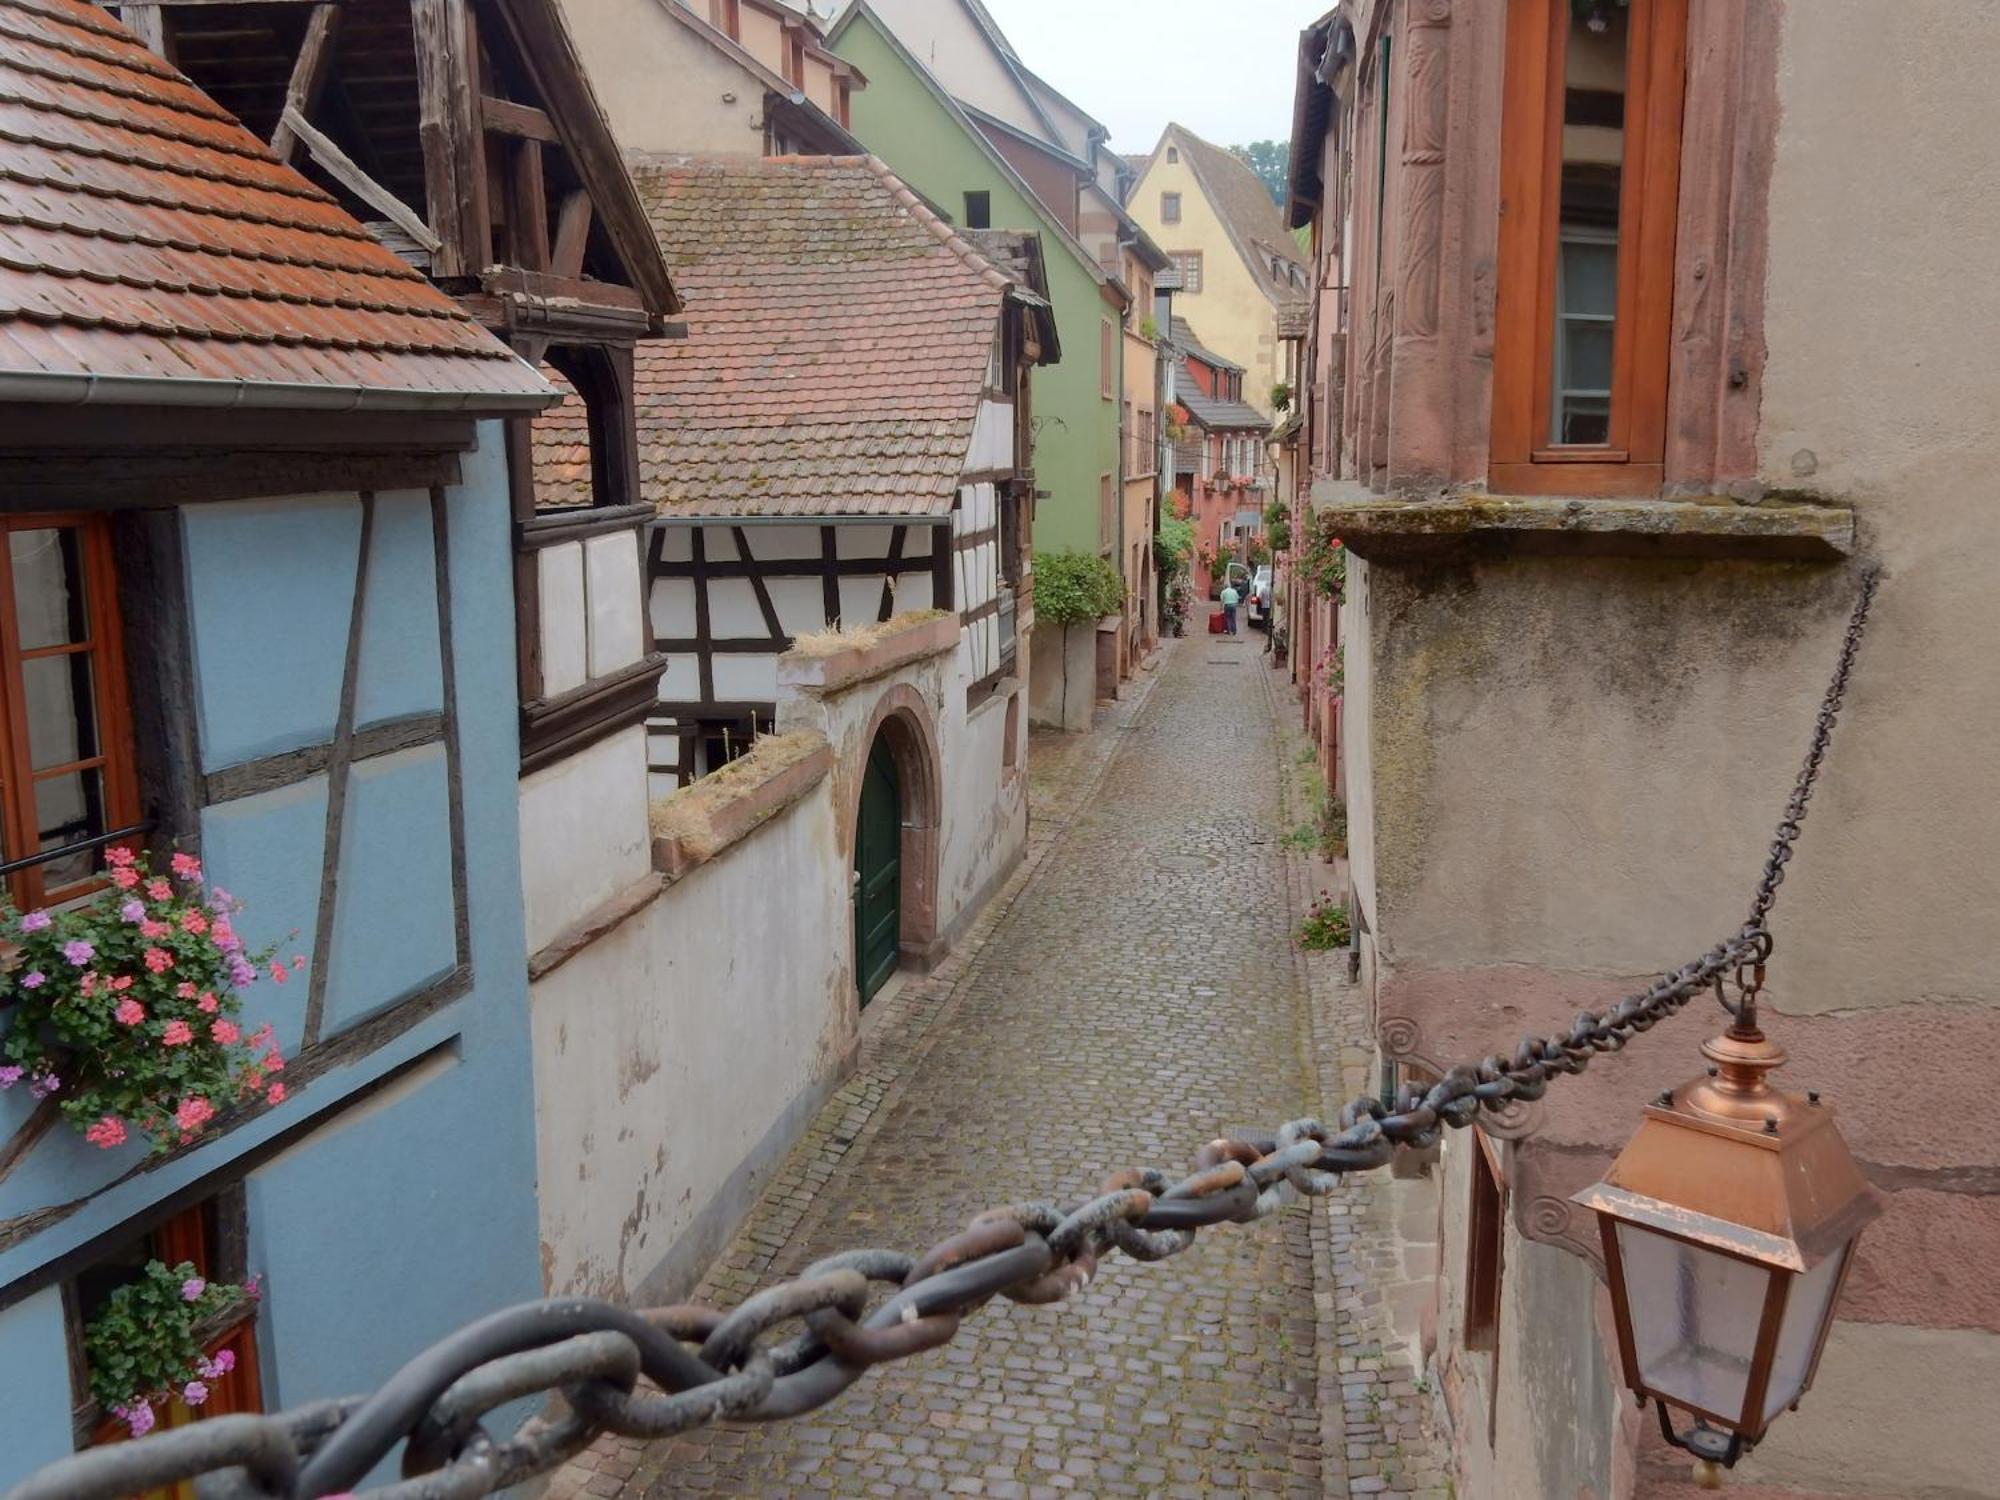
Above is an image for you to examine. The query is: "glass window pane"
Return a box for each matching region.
[10,527,89,650]
[21,651,99,770]
[1763,1247,1847,1422]
[1548,6,1627,446]
[1617,1225,1771,1423]
[33,765,107,891]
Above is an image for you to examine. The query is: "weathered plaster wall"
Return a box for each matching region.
[531,771,851,1303]
[1027,618,1097,732]
[556,0,768,155]
[519,725,653,955]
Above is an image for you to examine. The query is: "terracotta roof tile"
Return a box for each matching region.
[0,0,549,410]
[549,154,1010,517]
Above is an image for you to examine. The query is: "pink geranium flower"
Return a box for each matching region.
[0,1066,21,1088]
[118,1400,156,1437]
[145,877,173,902]
[140,919,170,939]
[180,910,210,935]
[198,992,220,1013]
[20,970,44,990]
[181,1276,206,1301]
[115,999,146,1027]
[181,1380,209,1406]
[162,1020,193,1046]
[266,1082,286,1105]
[84,1116,127,1150]
[171,852,202,881]
[262,1050,284,1074]
[62,939,94,966]
[269,962,289,985]
[177,982,198,1000]
[210,1020,240,1045]
[105,845,135,869]
[247,1024,275,1052]
[174,1096,215,1137]
[110,866,140,890]
[19,910,51,933]
[143,947,174,974]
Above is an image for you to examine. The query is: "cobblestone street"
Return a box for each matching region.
[556,636,1444,1499]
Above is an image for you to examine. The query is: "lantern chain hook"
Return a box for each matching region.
[3,573,1883,1500]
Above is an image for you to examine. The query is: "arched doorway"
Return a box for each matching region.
[853,733,902,1007]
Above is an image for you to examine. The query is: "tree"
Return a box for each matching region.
[1229,140,1290,206]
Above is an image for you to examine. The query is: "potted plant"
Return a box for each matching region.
[1,847,296,1156]
[83,1259,261,1435]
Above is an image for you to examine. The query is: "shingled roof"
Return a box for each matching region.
[0,0,550,411]
[621,154,1018,518]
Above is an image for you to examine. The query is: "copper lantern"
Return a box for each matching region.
[1571,988,1880,1478]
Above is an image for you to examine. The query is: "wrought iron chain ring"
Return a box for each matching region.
[9,572,1881,1500]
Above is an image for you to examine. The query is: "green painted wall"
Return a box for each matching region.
[832,12,1119,557]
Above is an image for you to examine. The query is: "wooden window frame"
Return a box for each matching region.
[964,190,991,230]
[1171,250,1203,294]
[74,1192,263,1455]
[1160,190,1181,224]
[711,0,740,40]
[1464,1127,1506,1354]
[1489,0,1688,497]
[0,514,142,911]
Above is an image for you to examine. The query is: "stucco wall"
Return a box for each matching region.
[531,770,852,1303]
[556,0,768,155]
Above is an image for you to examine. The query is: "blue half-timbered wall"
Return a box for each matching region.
[0,423,542,1485]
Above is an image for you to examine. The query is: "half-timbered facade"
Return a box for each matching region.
[600,155,1054,792]
[0,3,561,1476]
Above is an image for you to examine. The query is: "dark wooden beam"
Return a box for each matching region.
[411,0,485,278]
[282,105,442,253]
[268,3,339,165]
[551,190,592,279]
[512,140,550,272]
[482,94,559,143]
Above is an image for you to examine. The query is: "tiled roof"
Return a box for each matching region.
[1171,316,1241,373]
[0,0,550,411]
[623,154,1013,518]
[1176,359,1267,432]
[1169,125,1310,320]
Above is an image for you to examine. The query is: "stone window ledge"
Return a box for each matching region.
[778,610,957,698]
[527,733,834,984]
[1311,486,1854,562]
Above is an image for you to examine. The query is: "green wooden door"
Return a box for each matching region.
[854,736,902,1006]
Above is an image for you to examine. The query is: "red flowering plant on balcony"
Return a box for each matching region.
[1,848,300,1154]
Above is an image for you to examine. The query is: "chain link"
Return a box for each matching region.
[4,573,1881,1500]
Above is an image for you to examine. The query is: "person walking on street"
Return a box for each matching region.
[1220,579,1240,636]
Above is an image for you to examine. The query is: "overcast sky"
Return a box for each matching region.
[970,0,1326,154]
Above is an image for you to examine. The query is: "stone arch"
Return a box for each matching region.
[845,682,944,975]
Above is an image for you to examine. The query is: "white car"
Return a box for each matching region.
[1247,565,1273,629]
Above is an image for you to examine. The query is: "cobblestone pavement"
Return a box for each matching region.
[553,636,1447,1498]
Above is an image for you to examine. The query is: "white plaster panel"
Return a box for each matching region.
[529,774,851,1304]
[970,400,1013,471]
[659,654,701,702]
[768,575,828,635]
[585,532,645,678]
[538,541,588,697]
[836,575,883,628]
[518,725,651,955]
[898,573,935,613]
[655,524,693,564]
[651,578,697,640]
[702,525,738,563]
[837,526,894,560]
[710,653,778,701]
[749,525,821,560]
[708,579,769,640]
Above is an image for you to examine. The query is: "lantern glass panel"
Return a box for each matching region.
[1615,1223,1771,1421]
[1762,1245,1846,1423]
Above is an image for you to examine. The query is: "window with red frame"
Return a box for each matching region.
[0,515,140,912]
[77,1192,263,1492]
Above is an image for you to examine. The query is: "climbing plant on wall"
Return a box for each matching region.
[1298,511,1347,603]
[1032,550,1127,626]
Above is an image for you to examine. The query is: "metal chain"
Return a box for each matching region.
[5,573,1882,1500]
